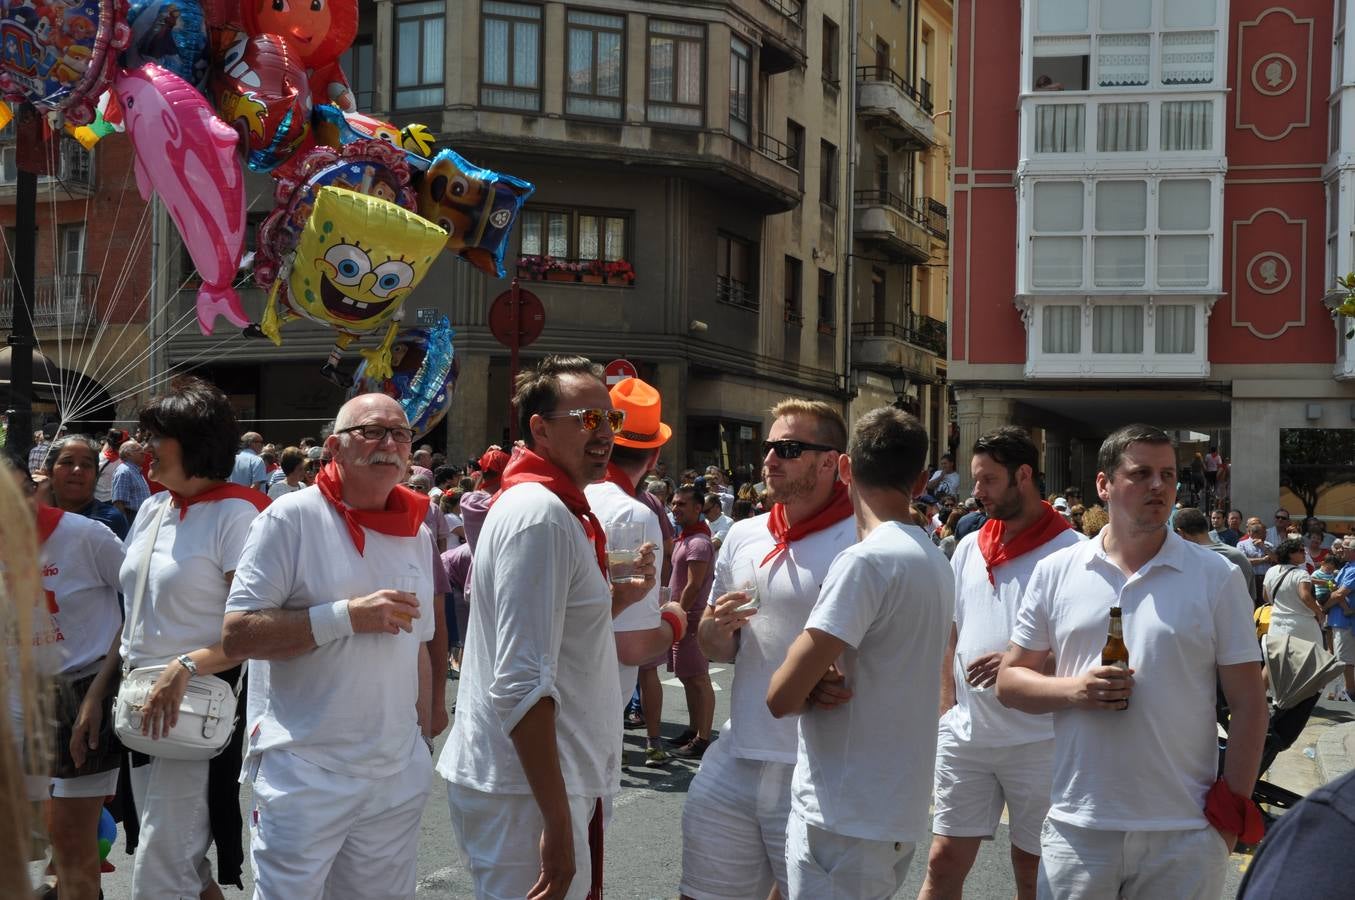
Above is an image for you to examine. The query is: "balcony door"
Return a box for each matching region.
[875,37,889,73]
[58,225,84,303]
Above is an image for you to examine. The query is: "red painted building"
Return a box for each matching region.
[950,0,1355,523]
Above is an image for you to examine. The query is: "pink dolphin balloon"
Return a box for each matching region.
[115,63,248,335]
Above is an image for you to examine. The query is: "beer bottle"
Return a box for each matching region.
[1102,607,1130,710]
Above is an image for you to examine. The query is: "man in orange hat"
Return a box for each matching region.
[585,377,690,767]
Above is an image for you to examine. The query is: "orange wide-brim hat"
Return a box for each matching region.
[610,377,672,450]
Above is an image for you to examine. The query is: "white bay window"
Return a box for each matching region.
[1018,296,1213,377]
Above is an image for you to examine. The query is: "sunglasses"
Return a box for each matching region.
[541,408,626,431]
[762,439,839,460]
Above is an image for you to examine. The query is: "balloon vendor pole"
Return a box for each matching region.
[507,277,521,444]
[3,104,38,461]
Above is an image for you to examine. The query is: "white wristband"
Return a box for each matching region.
[309,599,355,646]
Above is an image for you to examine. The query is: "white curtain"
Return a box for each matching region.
[1032,237,1085,287]
[1097,103,1148,151]
[1161,101,1213,151]
[1035,105,1085,152]
[1042,305,1081,353]
[1093,236,1146,286]
[1157,236,1210,287]
[1093,305,1144,352]
[1159,179,1212,230]
[1095,181,1147,231]
[1097,34,1150,86]
[1155,305,1196,353]
[1161,31,1215,85]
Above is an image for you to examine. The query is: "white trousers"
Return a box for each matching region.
[446,782,595,900]
[248,740,432,900]
[785,810,915,900]
[1037,817,1229,900]
[130,756,214,900]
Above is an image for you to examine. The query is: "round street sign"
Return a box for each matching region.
[605,358,638,385]
[488,288,545,347]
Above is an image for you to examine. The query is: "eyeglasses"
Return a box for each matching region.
[540,408,626,432]
[338,424,416,444]
[762,439,839,460]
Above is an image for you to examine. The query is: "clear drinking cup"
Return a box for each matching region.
[956,649,998,693]
[608,522,644,583]
[731,557,760,613]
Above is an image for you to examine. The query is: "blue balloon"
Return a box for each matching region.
[97,806,116,860]
[124,0,210,89]
[349,318,458,441]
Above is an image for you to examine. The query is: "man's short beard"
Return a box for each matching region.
[985,475,1024,521]
[764,467,818,504]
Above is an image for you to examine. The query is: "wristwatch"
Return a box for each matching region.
[176,654,199,677]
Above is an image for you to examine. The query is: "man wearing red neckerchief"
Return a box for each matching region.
[440,356,656,900]
[919,427,1082,900]
[998,424,1266,899]
[680,399,856,900]
[222,393,443,900]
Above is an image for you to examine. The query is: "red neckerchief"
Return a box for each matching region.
[680,519,712,540]
[101,446,118,463]
[315,462,428,556]
[496,448,608,576]
[976,501,1073,585]
[169,482,270,521]
[603,462,636,497]
[761,481,853,567]
[37,505,64,543]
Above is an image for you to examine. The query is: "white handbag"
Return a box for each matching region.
[112,498,243,761]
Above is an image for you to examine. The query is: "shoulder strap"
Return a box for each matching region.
[126,497,170,646]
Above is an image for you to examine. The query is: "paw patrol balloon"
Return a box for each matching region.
[417,147,534,278]
[257,186,447,383]
[0,0,130,125]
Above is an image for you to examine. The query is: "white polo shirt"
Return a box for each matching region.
[947,527,1083,748]
[792,521,954,843]
[1011,530,1261,831]
[585,480,663,698]
[226,487,436,777]
[438,482,621,800]
[710,512,857,765]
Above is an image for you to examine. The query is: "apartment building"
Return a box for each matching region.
[952,0,1355,521]
[0,129,151,434]
[164,0,855,471]
[850,0,953,461]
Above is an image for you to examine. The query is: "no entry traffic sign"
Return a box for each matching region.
[605,359,638,386]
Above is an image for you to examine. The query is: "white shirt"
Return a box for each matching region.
[1011,531,1262,831]
[1238,536,1275,580]
[438,482,621,799]
[36,512,125,675]
[948,526,1083,747]
[95,455,122,502]
[585,480,663,698]
[1263,564,1321,645]
[792,522,954,843]
[707,514,734,547]
[930,469,961,498]
[711,511,857,765]
[266,480,301,500]
[120,491,263,669]
[226,487,436,776]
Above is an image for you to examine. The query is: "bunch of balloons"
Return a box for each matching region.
[0,0,535,388]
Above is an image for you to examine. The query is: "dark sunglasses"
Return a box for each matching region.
[762,439,839,460]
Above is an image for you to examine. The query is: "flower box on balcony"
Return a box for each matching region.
[516,255,637,287]
[581,273,604,284]
[545,270,577,283]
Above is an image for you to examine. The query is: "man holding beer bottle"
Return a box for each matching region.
[996,424,1266,899]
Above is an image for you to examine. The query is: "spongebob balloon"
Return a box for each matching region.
[258,186,446,384]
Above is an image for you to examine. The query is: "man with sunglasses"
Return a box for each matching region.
[1266,508,1293,548]
[223,393,441,900]
[703,492,735,551]
[679,399,856,900]
[440,356,657,900]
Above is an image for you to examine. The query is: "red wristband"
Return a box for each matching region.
[660,609,685,644]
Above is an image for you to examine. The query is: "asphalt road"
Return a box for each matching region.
[37,664,1337,898]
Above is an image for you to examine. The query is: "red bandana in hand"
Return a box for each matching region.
[498,448,608,576]
[1205,778,1264,845]
[761,481,853,567]
[170,482,270,521]
[976,501,1073,585]
[603,462,636,497]
[37,505,64,543]
[315,462,428,556]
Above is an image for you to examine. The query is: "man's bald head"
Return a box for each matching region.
[334,393,408,432]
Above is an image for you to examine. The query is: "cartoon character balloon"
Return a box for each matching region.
[257,186,447,384]
[417,148,534,278]
[350,317,457,441]
[312,103,436,170]
[115,62,248,334]
[240,0,355,111]
[209,27,311,172]
[0,0,131,125]
[123,0,209,88]
[254,139,418,290]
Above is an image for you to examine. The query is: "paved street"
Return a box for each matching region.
[45,665,1355,899]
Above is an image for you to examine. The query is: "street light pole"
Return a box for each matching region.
[4,105,38,462]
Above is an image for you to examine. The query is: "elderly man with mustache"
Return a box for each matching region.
[222,392,441,900]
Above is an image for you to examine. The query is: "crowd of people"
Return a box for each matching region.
[2,354,1345,900]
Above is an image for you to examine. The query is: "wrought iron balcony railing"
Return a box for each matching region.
[0,273,98,328]
[852,314,947,357]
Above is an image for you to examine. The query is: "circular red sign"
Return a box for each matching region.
[488,288,545,348]
[604,359,638,384]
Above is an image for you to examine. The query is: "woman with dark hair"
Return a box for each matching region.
[47,434,129,540]
[1263,538,1325,648]
[73,376,268,898]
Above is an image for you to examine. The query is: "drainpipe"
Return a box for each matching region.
[843,0,859,404]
